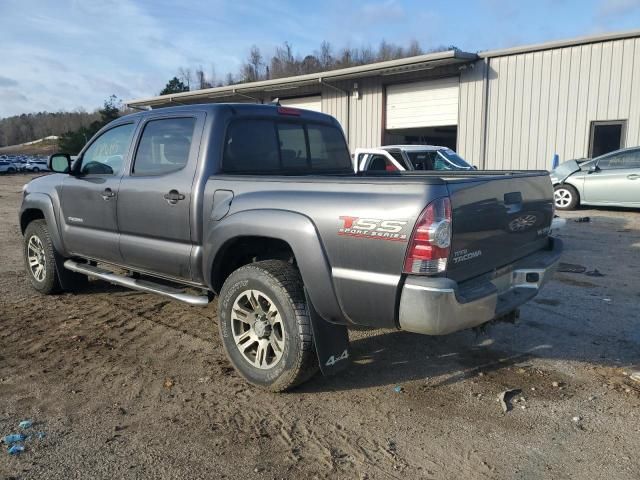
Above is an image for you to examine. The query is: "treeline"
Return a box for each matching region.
[0,110,100,147]
[2,39,454,148]
[57,96,123,154]
[164,39,455,93]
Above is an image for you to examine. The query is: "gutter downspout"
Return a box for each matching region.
[168,97,187,106]
[233,89,262,103]
[480,58,490,169]
[319,78,350,146]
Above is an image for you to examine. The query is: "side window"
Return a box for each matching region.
[387,150,410,170]
[223,120,280,173]
[222,119,352,174]
[80,124,135,175]
[408,152,437,170]
[307,124,351,171]
[624,150,640,168]
[597,155,617,170]
[277,123,308,169]
[607,150,640,169]
[133,118,196,176]
[367,155,397,172]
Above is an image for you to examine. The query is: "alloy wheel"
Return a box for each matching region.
[27,235,47,282]
[554,188,572,208]
[231,289,286,369]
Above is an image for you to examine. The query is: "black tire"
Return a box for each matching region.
[23,220,87,293]
[554,184,579,210]
[218,260,319,392]
[23,220,62,294]
[7,167,15,173]
[32,167,40,173]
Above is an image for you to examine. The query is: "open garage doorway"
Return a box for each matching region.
[384,77,459,150]
[384,126,457,150]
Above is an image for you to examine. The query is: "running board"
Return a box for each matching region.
[63,260,210,306]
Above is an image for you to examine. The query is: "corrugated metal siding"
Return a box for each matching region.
[280,95,322,111]
[321,81,350,142]
[478,37,640,170]
[348,77,384,150]
[458,61,487,166]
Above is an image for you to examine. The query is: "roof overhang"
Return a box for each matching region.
[126,49,477,109]
[480,28,640,58]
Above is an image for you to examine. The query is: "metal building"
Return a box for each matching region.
[127,29,640,170]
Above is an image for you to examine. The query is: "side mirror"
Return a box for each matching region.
[48,153,72,174]
[588,164,599,174]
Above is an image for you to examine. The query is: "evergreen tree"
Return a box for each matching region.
[159,77,190,95]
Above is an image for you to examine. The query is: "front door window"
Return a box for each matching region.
[80,123,135,175]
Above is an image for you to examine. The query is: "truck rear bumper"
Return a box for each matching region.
[398,237,563,335]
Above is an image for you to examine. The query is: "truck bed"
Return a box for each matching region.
[204,169,554,328]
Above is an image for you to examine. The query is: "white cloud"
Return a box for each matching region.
[361,0,406,22]
[0,0,244,116]
[598,0,640,17]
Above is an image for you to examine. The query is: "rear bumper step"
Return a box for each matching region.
[63,260,210,306]
[398,237,563,335]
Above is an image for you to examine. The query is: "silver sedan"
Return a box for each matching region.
[550,147,640,210]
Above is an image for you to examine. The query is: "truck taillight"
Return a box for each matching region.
[403,197,452,275]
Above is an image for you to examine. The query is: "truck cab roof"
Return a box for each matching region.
[381,145,449,152]
[122,103,339,126]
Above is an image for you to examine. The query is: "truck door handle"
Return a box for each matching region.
[164,189,185,204]
[628,174,639,180]
[101,188,116,200]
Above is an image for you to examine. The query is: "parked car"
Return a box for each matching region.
[551,147,640,209]
[356,145,475,172]
[11,157,27,172]
[23,159,49,172]
[20,103,562,391]
[0,160,17,174]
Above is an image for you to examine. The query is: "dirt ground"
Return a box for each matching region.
[1,173,639,480]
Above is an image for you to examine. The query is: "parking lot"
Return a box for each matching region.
[0,173,639,479]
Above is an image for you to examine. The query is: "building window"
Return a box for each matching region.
[589,120,626,158]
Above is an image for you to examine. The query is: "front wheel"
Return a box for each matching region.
[218,260,319,391]
[554,184,579,210]
[32,167,40,173]
[23,220,62,294]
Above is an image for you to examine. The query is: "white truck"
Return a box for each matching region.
[355,145,476,172]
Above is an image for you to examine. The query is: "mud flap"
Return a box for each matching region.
[305,289,350,376]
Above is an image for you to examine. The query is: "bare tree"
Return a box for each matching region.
[318,41,333,69]
[178,67,193,89]
[406,39,423,57]
[173,38,434,88]
[300,55,321,74]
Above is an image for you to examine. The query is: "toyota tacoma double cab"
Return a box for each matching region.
[20,103,562,391]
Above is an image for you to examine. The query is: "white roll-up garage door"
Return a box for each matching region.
[386,77,459,129]
[279,95,322,112]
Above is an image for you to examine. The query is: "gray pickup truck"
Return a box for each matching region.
[20,103,562,391]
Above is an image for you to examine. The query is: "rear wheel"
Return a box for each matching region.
[218,260,318,391]
[32,167,40,173]
[554,184,579,210]
[7,167,15,173]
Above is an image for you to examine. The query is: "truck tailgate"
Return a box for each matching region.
[445,173,554,283]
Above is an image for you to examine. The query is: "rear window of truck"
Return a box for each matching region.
[222,119,352,174]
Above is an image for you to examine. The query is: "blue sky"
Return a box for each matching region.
[1,0,639,117]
